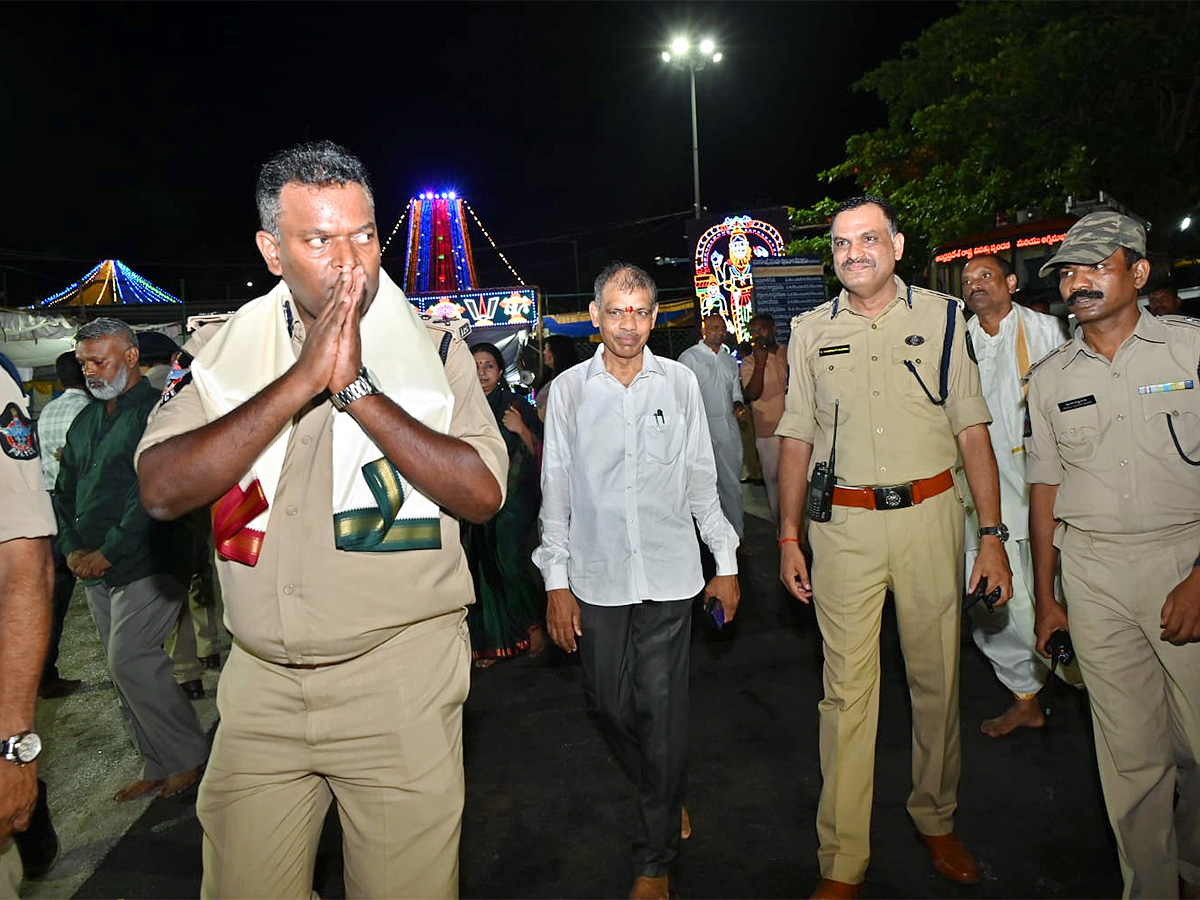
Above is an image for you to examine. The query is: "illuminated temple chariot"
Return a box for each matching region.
[692,215,786,343]
[384,191,537,331]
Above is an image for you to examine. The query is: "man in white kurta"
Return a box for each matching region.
[678,314,745,540]
[960,255,1076,737]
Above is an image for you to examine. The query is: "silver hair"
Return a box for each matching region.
[75,317,136,349]
[593,261,658,306]
[256,140,375,240]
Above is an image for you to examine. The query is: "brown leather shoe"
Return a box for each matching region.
[919,831,980,884]
[628,875,669,900]
[809,878,860,899]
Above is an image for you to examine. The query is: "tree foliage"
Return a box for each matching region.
[788,1,1200,278]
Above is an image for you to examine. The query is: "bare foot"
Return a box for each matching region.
[681,805,691,840]
[114,779,163,802]
[981,696,1045,737]
[474,658,497,669]
[629,875,669,900]
[527,625,547,658]
[157,765,203,799]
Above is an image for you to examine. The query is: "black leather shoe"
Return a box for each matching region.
[14,779,59,879]
[180,679,205,700]
[39,677,83,699]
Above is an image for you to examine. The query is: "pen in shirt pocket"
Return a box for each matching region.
[654,409,665,427]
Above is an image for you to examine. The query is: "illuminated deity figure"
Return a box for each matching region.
[499,292,532,323]
[693,215,786,344]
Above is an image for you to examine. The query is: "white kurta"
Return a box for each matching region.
[678,341,745,539]
[963,304,1078,695]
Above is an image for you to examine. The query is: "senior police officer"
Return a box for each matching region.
[136,141,507,899]
[777,195,1012,899]
[1027,211,1200,899]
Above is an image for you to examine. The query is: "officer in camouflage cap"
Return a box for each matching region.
[1037,210,1146,279]
[1026,209,1200,897]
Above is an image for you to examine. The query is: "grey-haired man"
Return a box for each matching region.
[56,318,208,804]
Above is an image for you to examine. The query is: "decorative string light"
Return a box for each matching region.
[37,259,181,308]
[464,201,525,286]
[381,202,411,257]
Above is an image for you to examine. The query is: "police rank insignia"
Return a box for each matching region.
[904,334,924,346]
[0,402,38,460]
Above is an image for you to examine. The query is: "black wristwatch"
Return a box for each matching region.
[1,730,42,766]
[978,523,1010,542]
[331,367,382,411]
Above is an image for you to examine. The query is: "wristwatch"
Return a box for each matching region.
[1,731,42,766]
[978,523,1010,542]
[331,367,381,411]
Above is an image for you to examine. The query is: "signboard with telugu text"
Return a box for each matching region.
[750,256,826,347]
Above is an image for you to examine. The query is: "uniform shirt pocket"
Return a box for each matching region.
[815,355,856,409]
[892,345,940,401]
[1052,402,1103,464]
[1140,388,1200,458]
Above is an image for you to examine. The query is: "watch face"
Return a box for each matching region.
[15,732,40,763]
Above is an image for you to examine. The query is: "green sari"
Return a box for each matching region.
[463,385,545,660]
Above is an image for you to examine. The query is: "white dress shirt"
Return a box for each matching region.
[965,303,1067,545]
[533,345,738,606]
[677,340,743,443]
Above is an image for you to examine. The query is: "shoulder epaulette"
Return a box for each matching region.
[420,314,472,342]
[1157,313,1200,329]
[792,301,833,330]
[1023,343,1072,383]
[910,284,965,310]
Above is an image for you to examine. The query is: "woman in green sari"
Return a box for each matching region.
[464,343,546,666]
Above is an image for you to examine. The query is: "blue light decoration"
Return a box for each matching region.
[404,192,479,294]
[35,259,181,308]
[410,287,538,329]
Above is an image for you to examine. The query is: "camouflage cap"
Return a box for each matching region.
[1038,211,1147,278]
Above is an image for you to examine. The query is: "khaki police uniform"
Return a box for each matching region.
[0,365,56,899]
[1026,310,1200,898]
[137,314,507,899]
[777,275,990,884]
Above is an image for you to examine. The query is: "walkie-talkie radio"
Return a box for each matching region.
[806,400,839,523]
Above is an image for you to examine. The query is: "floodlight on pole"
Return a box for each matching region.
[661,35,721,220]
[1183,215,1194,231]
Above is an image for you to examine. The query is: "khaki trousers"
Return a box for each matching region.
[808,489,963,884]
[0,840,19,900]
[198,611,471,899]
[1060,523,1200,899]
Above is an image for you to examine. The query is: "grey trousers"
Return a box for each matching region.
[578,598,692,878]
[87,573,208,781]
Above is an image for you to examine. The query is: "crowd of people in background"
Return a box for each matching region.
[2,140,1198,900]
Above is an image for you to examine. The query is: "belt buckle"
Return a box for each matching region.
[873,483,913,510]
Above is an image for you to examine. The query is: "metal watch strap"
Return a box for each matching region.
[331,368,378,411]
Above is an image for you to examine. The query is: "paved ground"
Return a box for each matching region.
[26,486,1122,898]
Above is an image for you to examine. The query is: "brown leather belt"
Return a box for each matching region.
[832,469,954,511]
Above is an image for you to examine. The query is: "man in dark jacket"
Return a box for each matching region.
[56,317,207,802]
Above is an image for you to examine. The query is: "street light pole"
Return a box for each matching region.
[663,36,721,221]
[688,61,701,220]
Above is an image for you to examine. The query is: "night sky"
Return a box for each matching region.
[1,1,951,307]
